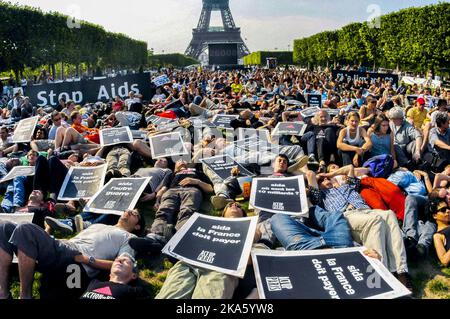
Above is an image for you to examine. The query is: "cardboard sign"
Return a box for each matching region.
[236,128,270,142]
[100,127,133,147]
[152,75,171,88]
[58,165,107,201]
[84,177,151,215]
[252,247,411,299]
[0,166,35,184]
[156,121,181,133]
[200,155,254,181]
[146,115,174,126]
[211,114,239,129]
[272,122,307,136]
[12,116,39,143]
[149,132,189,159]
[250,176,309,216]
[162,213,258,278]
[300,107,321,119]
[322,108,340,118]
[307,94,323,108]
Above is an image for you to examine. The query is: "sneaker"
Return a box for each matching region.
[307,155,320,172]
[211,195,234,210]
[287,155,309,173]
[129,233,167,255]
[397,272,414,293]
[44,217,74,235]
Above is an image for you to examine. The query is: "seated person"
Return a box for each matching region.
[336,112,372,167]
[389,107,423,168]
[432,200,450,267]
[428,112,450,168]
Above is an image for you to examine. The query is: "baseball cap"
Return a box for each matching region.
[417,97,425,105]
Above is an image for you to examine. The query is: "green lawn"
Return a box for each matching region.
[4,195,450,299]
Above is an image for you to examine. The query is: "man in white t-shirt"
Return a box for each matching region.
[125,91,142,111]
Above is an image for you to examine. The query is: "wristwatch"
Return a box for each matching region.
[88,256,96,265]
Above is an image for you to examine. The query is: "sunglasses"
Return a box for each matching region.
[437,206,449,213]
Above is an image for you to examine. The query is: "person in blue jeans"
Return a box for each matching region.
[271,206,354,251]
[1,175,28,213]
[403,194,437,260]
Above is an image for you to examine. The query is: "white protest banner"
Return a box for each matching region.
[100,126,133,147]
[0,166,35,184]
[84,177,151,215]
[58,165,107,201]
[162,213,257,278]
[200,155,254,181]
[12,116,39,143]
[250,176,309,216]
[252,247,411,299]
[149,132,189,159]
[272,122,307,136]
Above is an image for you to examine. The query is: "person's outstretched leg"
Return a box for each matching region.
[17,250,36,299]
[271,212,325,251]
[309,206,353,248]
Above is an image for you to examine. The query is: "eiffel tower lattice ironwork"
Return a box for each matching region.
[185,0,250,60]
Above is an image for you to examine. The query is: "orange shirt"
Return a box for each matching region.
[72,123,100,144]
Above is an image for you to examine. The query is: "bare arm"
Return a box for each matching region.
[337,129,359,152]
[360,128,372,152]
[434,139,450,151]
[433,173,450,189]
[74,255,114,271]
[433,233,450,267]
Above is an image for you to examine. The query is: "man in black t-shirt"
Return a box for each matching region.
[130,160,214,254]
[81,254,147,300]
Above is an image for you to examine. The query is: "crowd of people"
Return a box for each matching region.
[0,66,449,299]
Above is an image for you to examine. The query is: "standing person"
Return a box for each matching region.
[337,111,372,167]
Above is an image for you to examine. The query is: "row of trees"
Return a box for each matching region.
[293,2,450,74]
[148,52,199,68]
[0,2,148,80]
[243,51,293,66]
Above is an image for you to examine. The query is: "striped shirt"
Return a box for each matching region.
[310,177,369,212]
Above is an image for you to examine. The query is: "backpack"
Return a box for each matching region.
[363,154,394,179]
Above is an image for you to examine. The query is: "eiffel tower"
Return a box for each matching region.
[185,0,250,60]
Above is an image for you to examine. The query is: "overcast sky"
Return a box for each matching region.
[9,0,447,53]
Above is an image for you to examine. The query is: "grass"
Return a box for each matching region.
[2,194,450,299]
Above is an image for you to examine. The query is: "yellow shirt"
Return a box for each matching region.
[231,83,243,94]
[407,107,428,129]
